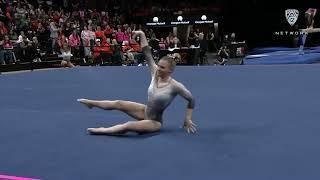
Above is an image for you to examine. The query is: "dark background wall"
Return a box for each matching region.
[221,0,320,48]
[54,0,320,48]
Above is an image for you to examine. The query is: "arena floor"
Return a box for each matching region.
[1,65,320,180]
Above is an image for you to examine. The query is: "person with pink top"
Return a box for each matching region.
[115,27,125,45]
[69,29,81,59]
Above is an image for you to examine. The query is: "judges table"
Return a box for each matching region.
[158,47,200,65]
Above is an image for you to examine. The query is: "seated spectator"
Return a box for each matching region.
[216,45,229,65]
[168,36,181,49]
[0,35,14,64]
[159,37,166,50]
[165,32,174,47]
[129,39,144,65]
[121,40,133,65]
[19,35,32,62]
[115,27,125,45]
[92,38,112,65]
[95,26,106,43]
[30,36,41,62]
[121,40,131,52]
[101,39,113,54]
[16,31,27,44]
[104,25,113,39]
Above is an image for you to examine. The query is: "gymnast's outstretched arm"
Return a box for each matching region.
[173,80,197,133]
[133,30,157,76]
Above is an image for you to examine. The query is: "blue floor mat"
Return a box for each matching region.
[248,46,320,54]
[244,46,320,64]
[1,66,320,180]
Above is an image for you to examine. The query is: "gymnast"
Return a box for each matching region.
[299,8,319,54]
[77,30,197,135]
[60,42,75,68]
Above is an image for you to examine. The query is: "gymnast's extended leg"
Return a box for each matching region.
[77,98,145,120]
[87,120,161,135]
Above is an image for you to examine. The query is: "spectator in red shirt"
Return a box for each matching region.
[93,38,113,65]
[95,26,106,43]
[104,25,113,39]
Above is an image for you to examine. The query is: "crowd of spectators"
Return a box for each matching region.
[0,0,223,66]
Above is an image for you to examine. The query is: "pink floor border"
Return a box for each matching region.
[0,174,41,180]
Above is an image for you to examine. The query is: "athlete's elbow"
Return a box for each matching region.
[187,98,195,109]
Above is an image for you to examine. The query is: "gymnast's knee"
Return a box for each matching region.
[121,121,136,131]
[114,100,124,109]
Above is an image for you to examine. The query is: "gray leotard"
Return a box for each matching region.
[143,46,195,123]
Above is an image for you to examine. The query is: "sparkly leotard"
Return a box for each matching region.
[143,46,195,123]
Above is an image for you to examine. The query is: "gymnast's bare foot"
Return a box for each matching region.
[77,98,93,109]
[87,127,103,134]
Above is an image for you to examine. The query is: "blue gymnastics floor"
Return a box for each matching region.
[1,65,320,180]
[244,46,320,65]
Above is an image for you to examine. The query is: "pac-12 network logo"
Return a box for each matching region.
[285,9,299,26]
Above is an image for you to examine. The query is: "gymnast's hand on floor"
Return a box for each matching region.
[183,119,197,134]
